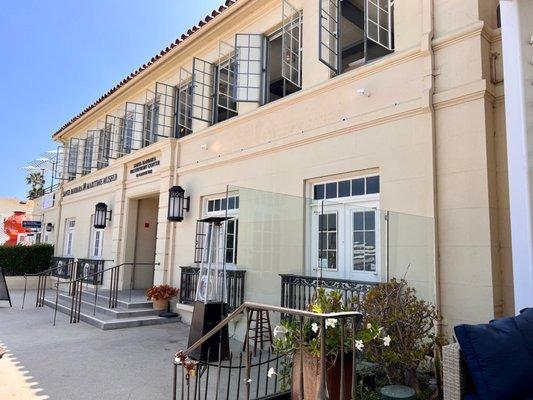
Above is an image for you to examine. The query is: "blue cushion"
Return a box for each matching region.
[455,315,533,400]
[515,308,533,357]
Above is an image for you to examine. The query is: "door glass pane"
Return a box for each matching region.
[318,212,337,269]
[352,210,377,272]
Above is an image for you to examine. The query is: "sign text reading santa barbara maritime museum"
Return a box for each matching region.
[63,174,118,197]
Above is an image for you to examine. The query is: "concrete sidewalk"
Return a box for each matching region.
[0,291,190,400]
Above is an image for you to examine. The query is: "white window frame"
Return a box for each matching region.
[63,218,76,257]
[308,174,380,283]
[89,214,104,259]
[203,194,239,267]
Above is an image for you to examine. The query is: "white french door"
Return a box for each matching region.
[310,202,380,283]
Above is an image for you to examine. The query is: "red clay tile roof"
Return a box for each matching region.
[52,0,238,139]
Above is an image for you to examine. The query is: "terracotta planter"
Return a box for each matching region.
[152,298,169,311]
[291,348,353,400]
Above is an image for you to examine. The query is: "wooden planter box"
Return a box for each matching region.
[291,349,353,400]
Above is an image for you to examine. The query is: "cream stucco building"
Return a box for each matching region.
[35,0,517,330]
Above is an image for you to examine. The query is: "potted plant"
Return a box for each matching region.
[146,284,179,310]
[272,288,389,400]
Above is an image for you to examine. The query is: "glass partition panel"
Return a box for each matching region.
[224,185,436,311]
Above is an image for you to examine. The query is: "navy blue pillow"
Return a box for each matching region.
[455,316,533,400]
[515,308,533,358]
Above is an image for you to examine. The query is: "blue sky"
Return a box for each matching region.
[0,0,223,199]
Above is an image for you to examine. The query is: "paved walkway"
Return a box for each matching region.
[0,291,190,400]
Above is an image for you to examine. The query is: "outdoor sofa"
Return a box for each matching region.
[443,308,533,400]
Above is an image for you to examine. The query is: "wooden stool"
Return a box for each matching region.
[243,309,273,356]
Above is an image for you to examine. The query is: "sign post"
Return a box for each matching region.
[0,267,12,307]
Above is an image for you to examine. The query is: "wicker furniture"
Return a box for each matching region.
[443,343,468,400]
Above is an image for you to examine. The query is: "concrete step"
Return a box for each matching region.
[42,297,180,330]
[54,293,161,319]
[77,289,154,310]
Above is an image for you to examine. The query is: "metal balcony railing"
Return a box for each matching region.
[179,266,246,312]
[280,274,378,311]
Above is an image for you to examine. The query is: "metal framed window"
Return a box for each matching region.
[319,0,341,74]
[234,33,264,102]
[64,218,76,257]
[366,0,394,51]
[89,215,104,259]
[150,82,176,140]
[143,100,159,146]
[66,139,80,180]
[216,41,238,122]
[192,57,215,123]
[95,128,111,169]
[82,133,94,175]
[282,0,303,88]
[105,114,124,160]
[176,67,193,137]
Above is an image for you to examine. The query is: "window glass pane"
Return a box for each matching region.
[352,178,365,195]
[314,184,325,200]
[354,212,364,230]
[327,213,337,231]
[327,251,336,269]
[214,199,221,211]
[328,232,336,249]
[319,232,327,250]
[365,231,375,248]
[226,250,234,263]
[325,182,337,199]
[365,211,375,230]
[366,176,380,194]
[221,198,227,211]
[236,196,240,209]
[319,214,327,231]
[228,196,235,210]
[338,180,350,197]
[208,200,214,212]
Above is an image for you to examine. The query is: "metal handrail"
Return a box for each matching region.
[173,301,363,400]
[52,261,159,325]
[22,261,76,309]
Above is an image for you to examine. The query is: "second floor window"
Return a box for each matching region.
[319,0,394,75]
[82,134,94,175]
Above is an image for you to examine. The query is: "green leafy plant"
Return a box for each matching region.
[360,279,442,393]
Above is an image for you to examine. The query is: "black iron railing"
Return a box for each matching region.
[280,274,378,311]
[53,262,158,325]
[179,266,246,312]
[173,302,363,400]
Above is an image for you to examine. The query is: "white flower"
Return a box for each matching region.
[311,322,319,333]
[174,356,181,364]
[245,378,252,383]
[366,323,372,329]
[325,318,338,329]
[273,325,288,339]
[355,340,364,351]
[383,335,391,347]
[267,367,276,378]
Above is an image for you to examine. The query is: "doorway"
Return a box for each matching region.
[132,197,159,289]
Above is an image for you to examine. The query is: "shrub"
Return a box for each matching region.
[360,279,442,393]
[0,244,54,276]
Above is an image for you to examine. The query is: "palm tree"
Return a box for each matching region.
[26,171,45,199]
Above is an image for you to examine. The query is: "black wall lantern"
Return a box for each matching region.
[94,202,112,229]
[168,186,190,222]
[45,222,54,232]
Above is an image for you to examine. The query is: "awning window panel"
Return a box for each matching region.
[122,102,144,156]
[52,145,66,181]
[191,57,215,123]
[319,0,340,73]
[66,138,80,180]
[95,127,112,169]
[234,33,264,102]
[366,0,393,50]
[82,132,95,175]
[217,41,238,114]
[153,82,176,140]
[105,114,124,160]
[176,67,193,136]
[282,0,303,88]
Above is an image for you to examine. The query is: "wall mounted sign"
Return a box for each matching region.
[63,174,118,197]
[129,156,160,178]
[22,221,42,229]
